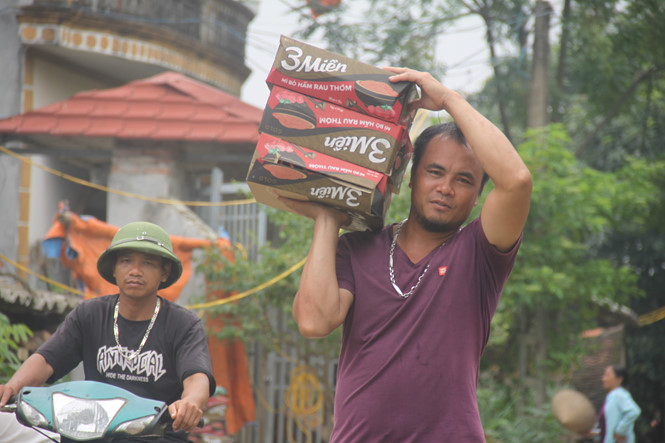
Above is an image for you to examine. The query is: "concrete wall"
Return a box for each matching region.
[0,26,114,276]
[107,146,216,304]
[32,56,106,108]
[0,1,21,119]
[1,3,230,301]
[0,0,22,265]
[27,56,112,250]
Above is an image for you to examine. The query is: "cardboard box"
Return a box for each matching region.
[259,85,411,181]
[246,134,391,232]
[266,35,419,125]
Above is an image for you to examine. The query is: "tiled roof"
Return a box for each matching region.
[0,72,262,143]
[0,275,80,316]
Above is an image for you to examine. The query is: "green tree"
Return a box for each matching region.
[558,0,665,168]
[198,124,664,440]
[197,206,340,436]
[299,5,665,437]
[557,3,665,437]
[296,0,533,140]
[0,313,32,382]
[490,124,663,373]
[214,0,665,438]
[195,178,414,436]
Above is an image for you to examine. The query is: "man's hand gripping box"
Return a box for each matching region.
[266,35,419,126]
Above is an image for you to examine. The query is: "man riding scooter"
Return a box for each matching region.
[0,221,216,442]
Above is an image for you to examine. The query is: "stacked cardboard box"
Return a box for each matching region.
[246,35,418,231]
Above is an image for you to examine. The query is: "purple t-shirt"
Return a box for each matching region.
[332,218,521,442]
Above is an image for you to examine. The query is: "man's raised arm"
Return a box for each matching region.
[387,67,532,251]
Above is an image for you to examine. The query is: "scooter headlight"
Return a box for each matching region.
[115,414,158,435]
[18,401,49,428]
[52,392,126,440]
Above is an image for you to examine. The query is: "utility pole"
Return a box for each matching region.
[528,0,552,128]
[522,0,553,407]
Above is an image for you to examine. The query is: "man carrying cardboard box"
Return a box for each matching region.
[285,67,532,442]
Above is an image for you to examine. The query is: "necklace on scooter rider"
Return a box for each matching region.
[113,297,161,360]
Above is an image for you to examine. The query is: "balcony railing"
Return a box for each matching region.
[27,0,256,61]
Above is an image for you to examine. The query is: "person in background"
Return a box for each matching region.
[284,67,532,442]
[597,365,641,443]
[0,221,216,442]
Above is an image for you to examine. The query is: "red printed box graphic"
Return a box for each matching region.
[246,134,391,232]
[266,35,419,125]
[259,85,411,180]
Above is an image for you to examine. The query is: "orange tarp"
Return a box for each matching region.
[45,211,256,434]
[206,315,257,434]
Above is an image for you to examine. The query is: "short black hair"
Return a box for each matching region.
[611,365,629,387]
[411,122,490,191]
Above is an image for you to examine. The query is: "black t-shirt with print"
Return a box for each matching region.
[37,294,216,441]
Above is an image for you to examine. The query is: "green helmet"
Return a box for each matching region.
[97,221,183,289]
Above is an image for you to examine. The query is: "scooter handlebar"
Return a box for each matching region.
[0,396,17,413]
[160,407,205,428]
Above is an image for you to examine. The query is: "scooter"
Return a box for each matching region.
[0,380,196,442]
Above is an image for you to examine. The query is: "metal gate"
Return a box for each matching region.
[217,196,266,262]
[194,167,267,261]
[195,168,335,442]
[236,344,336,443]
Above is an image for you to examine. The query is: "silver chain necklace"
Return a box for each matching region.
[389,219,453,299]
[113,297,160,360]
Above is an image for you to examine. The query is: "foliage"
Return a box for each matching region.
[196,168,415,346]
[195,169,414,433]
[559,0,665,169]
[197,206,319,349]
[627,319,665,439]
[610,166,665,439]
[0,312,32,382]
[196,204,339,431]
[228,0,665,438]
[198,123,663,432]
[295,0,452,77]
[294,0,535,75]
[556,5,665,437]
[478,373,568,442]
[487,124,664,375]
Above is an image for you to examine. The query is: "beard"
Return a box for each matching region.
[411,207,461,233]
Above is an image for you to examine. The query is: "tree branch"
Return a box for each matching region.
[576,65,664,158]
